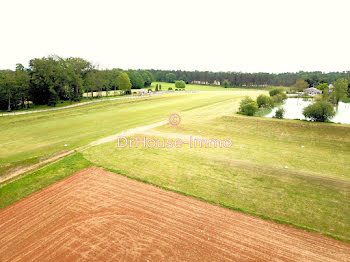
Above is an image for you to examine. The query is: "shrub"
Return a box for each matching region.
[238,97,259,116]
[159,84,162,90]
[302,101,335,122]
[147,89,152,93]
[269,87,284,97]
[314,95,323,102]
[272,93,287,103]
[175,80,186,89]
[168,87,173,90]
[222,79,230,88]
[316,83,329,91]
[155,85,159,92]
[274,108,285,119]
[257,94,274,108]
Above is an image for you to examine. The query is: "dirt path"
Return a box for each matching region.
[0,91,198,117]
[0,150,74,184]
[0,166,348,261]
[87,120,168,147]
[0,121,168,185]
[0,95,150,117]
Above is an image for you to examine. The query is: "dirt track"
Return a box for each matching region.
[0,167,349,261]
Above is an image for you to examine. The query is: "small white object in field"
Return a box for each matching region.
[208,237,210,240]
[301,145,304,148]
[284,165,288,169]
[64,144,67,147]
[198,130,201,133]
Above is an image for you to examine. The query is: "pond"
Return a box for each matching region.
[265,98,350,124]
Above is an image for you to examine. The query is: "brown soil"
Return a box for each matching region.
[0,167,349,261]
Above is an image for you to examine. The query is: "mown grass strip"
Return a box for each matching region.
[0,153,92,210]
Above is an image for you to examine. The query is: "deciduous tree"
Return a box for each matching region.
[117,72,132,94]
[333,78,348,104]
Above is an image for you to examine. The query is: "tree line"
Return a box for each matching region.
[149,69,350,87]
[0,55,153,111]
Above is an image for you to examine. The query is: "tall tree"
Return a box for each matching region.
[15,64,30,108]
[127,70,144,89]
[84,70,98,98]
[165,73,176,83]
[0,70,17,111]
[28,56,65,105]
[293,78,309,92]
[333,78,348,104]
[154,72,164,82]
[117,72,132,94]
[64,57,92,101]
[140,70,153,87]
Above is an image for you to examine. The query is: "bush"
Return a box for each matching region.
[314,95,323,102]
[168,87,173,90]
[272,93,287,103]
[175,80,186,89]
[257,94,274,108]
[238,97,259,116]
[222,79,230,88]
[302,101,335,122]
[147,89,152,93]
[269,87,284,97]
[274,108,285,119]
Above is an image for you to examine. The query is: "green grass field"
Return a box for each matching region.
[0,90,263,171]
[150,82,288,91]
[1,87,349,242]
[151,82,228,91]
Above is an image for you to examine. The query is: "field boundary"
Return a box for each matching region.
[103,166,350,243]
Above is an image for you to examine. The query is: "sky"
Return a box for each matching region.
[1,0,350,73]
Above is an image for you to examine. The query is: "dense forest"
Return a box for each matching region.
[0,56,153,111]
[1,55,349,111]
[149,69,350,87]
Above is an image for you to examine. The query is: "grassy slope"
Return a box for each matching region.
[82,101,350,241]
[151,82,287,91]
[151,82,227,91]
[0,90,263,170]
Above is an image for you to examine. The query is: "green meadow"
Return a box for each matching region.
[1,86,349,242]
[0,90,263,171]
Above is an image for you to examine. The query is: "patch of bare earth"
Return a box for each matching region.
[0,167,349,261]
[0,150,74,184]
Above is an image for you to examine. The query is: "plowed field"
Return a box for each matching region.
[0,167,349,261]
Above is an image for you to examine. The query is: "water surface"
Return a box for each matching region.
[265,98,350,124]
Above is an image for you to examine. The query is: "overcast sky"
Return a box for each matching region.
[1,0,349,73]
